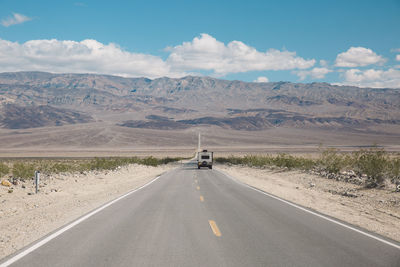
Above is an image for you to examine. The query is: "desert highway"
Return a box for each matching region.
[2,161,400,267]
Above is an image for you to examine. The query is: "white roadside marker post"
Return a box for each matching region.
[35,171,40,194]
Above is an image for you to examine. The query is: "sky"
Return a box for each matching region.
[0,0,400,88]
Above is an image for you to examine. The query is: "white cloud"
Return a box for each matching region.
[295,67,332,80]
[319,60,328,67]
[0,34,317,79]
[166,33,315,75]
[342,68,400,88]
[396,54,400,61]
[1,13,32,27]
[253,76,269,83]
[0,38,184,78]
[335,47,386,67]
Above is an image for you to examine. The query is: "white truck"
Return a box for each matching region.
[197,150,213,169]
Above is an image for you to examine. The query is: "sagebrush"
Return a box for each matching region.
[12,162,36,180]
[0,162,10,177]
[216,147,400,188]
[6,156,183,180]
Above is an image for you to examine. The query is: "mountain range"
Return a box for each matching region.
[0,71,399,151]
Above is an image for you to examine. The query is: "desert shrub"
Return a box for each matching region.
[352,148,388,187]
[216,147,400,188]
[242,155,264,167]
[74,156,181,171]
[340,153,355,170]
[0,162,10,177]
[215,157,228,164]
[49,163,75,173]
[270,154,315,170]
[2,156,184,177]
[215,156,245,165]
[216,154,316,170]
[83,157,123,171]
[388,158,400,179]
[12,162,36,180]
[159,157,183,164]
[141,156,159,166]
[274,154,298,169]
[319,148,343,174]
[295,157,316,170]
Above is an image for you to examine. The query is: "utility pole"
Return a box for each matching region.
[198,132,201,152]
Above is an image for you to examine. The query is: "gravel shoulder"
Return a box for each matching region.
[216,164,400,242]
[0,163,177,260]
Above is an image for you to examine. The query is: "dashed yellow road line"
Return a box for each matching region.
[196,186,200,190]
[200,195,204,202]
[208,220,221,237]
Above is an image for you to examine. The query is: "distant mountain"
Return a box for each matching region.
[0,71,399,132]
[0,103,94,129]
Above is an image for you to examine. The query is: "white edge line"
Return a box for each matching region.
[0,175,163,267]
[215,169,400,250]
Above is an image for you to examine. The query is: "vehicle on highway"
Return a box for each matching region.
[197,149,213,169]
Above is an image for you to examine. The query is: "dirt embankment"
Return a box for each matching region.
[216,164,400,242]
[0,163,176,260]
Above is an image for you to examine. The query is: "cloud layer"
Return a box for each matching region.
[166,34,315,75]
[342,68,400,88]
[335,47,385,67]
[253,76,269,83]
[295,67,332,80]
[1,13,32,27]
[0,34,316,79]
[0,39,180,78]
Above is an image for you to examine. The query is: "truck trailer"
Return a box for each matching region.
[197,150,213,169]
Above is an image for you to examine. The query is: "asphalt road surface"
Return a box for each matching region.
[2,161,400,266]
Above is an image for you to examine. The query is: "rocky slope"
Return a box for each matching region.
[0,104,94,129]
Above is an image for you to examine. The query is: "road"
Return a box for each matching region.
[2,161,400,266]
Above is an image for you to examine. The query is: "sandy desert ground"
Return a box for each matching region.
[1,123,400,158]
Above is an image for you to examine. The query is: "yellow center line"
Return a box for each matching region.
[196,186,200,190]
[200,195,204,202]
[208,220,221,237]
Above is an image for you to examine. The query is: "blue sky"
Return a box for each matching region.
[0,0,399,87]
